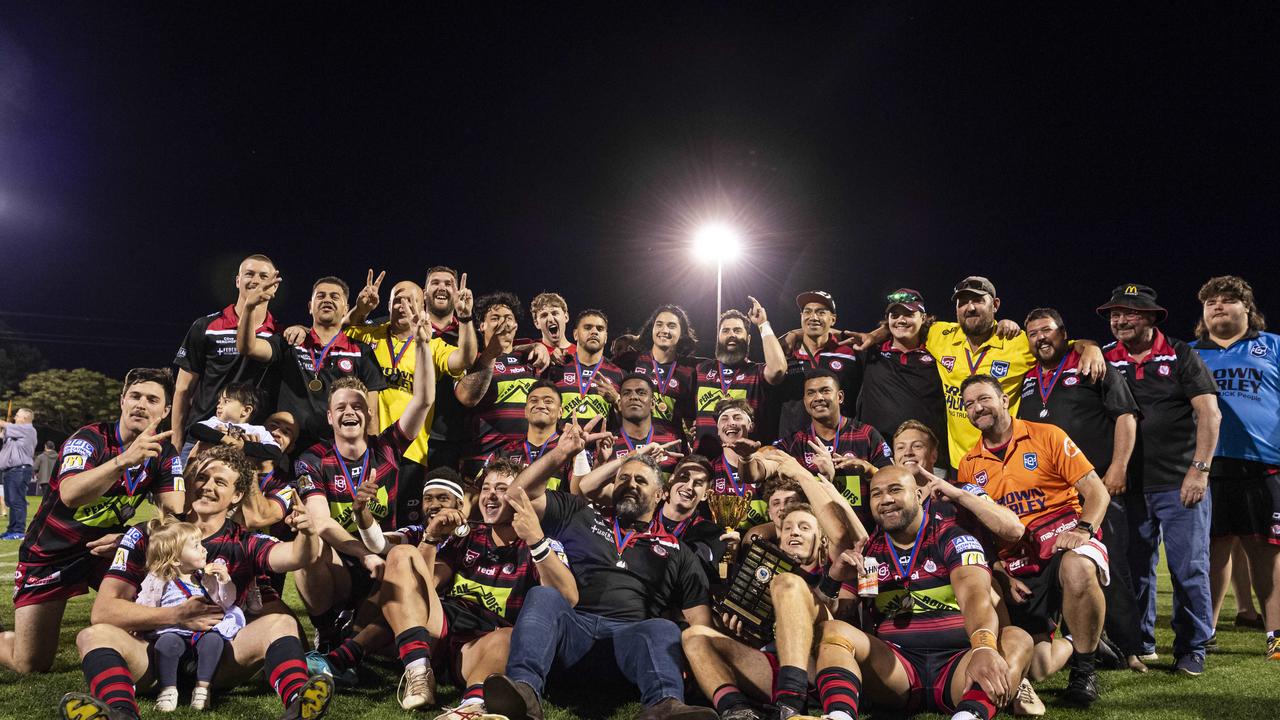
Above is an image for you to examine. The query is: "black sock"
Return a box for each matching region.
[82,647,140,718]
[265,636,310,707]
[325,636,365,673]
[773,665,808,714]
[712,683,751,713]
[396,627,433,668]
[816,667,861,717]
[1071,649,1096,674]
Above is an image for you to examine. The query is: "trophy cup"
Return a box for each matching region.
[707,493,751,579]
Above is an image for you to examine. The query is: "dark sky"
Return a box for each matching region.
[1,3,1277,378]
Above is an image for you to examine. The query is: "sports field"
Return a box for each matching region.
[0,497,1272,719]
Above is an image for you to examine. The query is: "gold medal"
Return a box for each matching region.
[656,399,668,415]
[308,378,324,393]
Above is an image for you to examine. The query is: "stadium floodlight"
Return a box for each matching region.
[692,223,743,322]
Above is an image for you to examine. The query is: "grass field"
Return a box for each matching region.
[0,496,1274,719]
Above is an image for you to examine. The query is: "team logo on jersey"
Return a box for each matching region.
[502,563,516,574]
[830,360,843,370]
[920,354,934,364]
[1158,364,1170,376]
[65,439,96,457]
[1251,343,1268,358]
[1023,452,1039,471]
[962,551,986,566]
[1064,376,1079,386]
[707,370,719,380]
[338,358,354,373]
[494,362,506,372]
[923,559,937,573]
[991,360,1010,378]
[668,379,679,390]
[1063,437,1081,457]
[464,549,480,565]
[940,356,956,371]
[974,470,989,486]
[652,545,668,557]
[564,373,576,383]
[736,373,746,381]
[334,476,347,492]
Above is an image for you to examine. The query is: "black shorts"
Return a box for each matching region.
[1006,552,1067,638]
[884,642,968,714]
[337,553,381,611]
[431,597,509,682]
[1209,460,1280,544]
[13,553,109,609]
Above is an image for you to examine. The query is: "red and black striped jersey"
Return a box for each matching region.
[465,352,542,472]
[250,467,297,541]
[269,330,388,446]
[778,418,892,529]
[105,519,281,607]
[861,510,989,652]
[544,356,624,424]
[498,434,574,492]
[173,305,278,434]
[612,424,686,476]
[618,352,700,443]
[21,422,183,567]
[692,359,769,450]
[773,335,862,439]
[436,526,567,621]
[295,423,414,536]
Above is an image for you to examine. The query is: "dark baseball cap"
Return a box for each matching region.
[1096,283,1167,323]
[885,288,926,314]
[795,290,836,313]
[952,276,997,301]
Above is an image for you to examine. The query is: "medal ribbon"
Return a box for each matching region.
[650,356,675,397]
[649,513,691,538]
[173,576,214,603]
[385,327,413,369]
[811,415,844,456]
[523,433,558,464]
[1035,353,1071,407]
[574,354,600,404]
[722,455,745,496]
[621,425,654,454]
[964,346,989,375]
[114,422,149,494]
[886,503,931,591]
[334,448,370,503]
[259,469,274,492]
[716,361,734,398]
[612,517,638,558]
[308,330,344,375]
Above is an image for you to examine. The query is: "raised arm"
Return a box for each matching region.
[344,268,385,327]
[760,446,861,552]
[235,277,279,362]
[397,310,437,439]
[170,369,199,450]
[509,486,578,606]
[747,296,787,385]
[59,422,172,509]
[450,272,479,372]
[455,325,508,407]
[267,503,324,573]
[916,466,1024,544]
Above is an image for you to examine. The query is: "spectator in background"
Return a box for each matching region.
[33,441,57,498]
[1,408,38,539]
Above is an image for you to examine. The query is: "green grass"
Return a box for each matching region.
[0,495,1274,719]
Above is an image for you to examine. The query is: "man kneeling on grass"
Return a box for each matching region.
[59,445,333,720]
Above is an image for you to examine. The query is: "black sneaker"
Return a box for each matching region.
[1062,667,1100,708]
[484,674,544,720]
[1205,632,1219,653]
[280,675,335,720]
[59,693,138,720]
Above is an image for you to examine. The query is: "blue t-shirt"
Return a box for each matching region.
[1194,331,1280,466]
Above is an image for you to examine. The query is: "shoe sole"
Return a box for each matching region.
[1176,668,1203,677]
[297,676,335,720]
[482,676,533,720]
[59,693,113,720]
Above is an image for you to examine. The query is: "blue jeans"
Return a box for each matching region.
[1125,487,1214,658]
[3,464,32,534]
[505,586,687,707]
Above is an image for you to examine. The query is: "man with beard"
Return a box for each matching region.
[811,466,1034,720]
[774,291,862,439]
[292,310,436,652]
[779,369,893,530]
[615,305,702,445]
[423,266,477,472]
[1191,276,1280,661]
[544,310,623,424]
[61,446,331,720]
[692,301,787,451]
[1099,283,1220,676]
[957,375,1110,707]
[355,459,576,718]
[679,448,864,720]
[498,380,576,492]
[602,374,687,477]
[1017,308,1147,672]
[482,424,718,720]
[172,254,280,458]
[857,289,949,470]
[2,369,185,676]
[237,275,387,448]
[529,292,575,356]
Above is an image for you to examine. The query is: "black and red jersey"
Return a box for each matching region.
[498,434,574,492]
[618,351,700,443]
[861,509,989,652]
[543,355,624,424]
[612,424,686,476]
[436,526,567,621]
[857,341,948,468]
[252,467,298,540]
[772,335,863,439]
[778,418,892,529]
[269,330,387,446]
[295,423,414,536]
[464,352,542,474]
[106,519,281,607]
[21,422,182,567]
[174,305,278,433]
[692,359,770,450]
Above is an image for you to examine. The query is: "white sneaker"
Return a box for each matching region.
[950,713,980,720]
[154,686,179,712]
[432,702,510,720]
[398,664,436,710]
[1010,678,1045,716]
[190,686,210,710]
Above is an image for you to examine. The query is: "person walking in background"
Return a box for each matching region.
[32,441,57,498]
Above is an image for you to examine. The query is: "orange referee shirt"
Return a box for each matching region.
[957,418,1094,527]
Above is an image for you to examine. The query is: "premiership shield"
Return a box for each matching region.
[716,540,797,645]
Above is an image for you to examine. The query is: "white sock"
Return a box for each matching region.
[950,712,980,720]
[459,697,483,707]
[828,711,855,720]
[405,658,427,671]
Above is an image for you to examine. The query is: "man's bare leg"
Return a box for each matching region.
[810,620,913,719]
[681,625,775,716]
[0,600,67,673]
[769,572,822,716]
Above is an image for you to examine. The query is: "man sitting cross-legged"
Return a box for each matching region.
[58,445,332,720]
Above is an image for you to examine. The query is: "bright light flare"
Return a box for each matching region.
[691,223,742,263]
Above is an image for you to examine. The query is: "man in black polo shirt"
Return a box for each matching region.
[772,290,862,439]
[1018,307,1147,671]
[423,265,476,472]
[236,275,387,449]
[1100,283,1221,677]
[172,253,280,457]
[484,424,716,720]
[856,288,949,470]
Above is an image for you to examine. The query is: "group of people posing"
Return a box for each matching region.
[0,255,1276,720]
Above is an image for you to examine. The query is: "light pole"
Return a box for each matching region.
[692,223,742,323]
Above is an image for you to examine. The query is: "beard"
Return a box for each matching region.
[877,503,920,533]
[715,341,748,366]
[615,493,653,522]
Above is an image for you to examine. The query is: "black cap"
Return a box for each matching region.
[952,276,997,301]
[1096,283,1167,323]
[795,290,836,313]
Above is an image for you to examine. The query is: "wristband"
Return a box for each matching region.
[358,522,388,555]
[970,628,998,651]
[456,315,473,323]
[759,321,775,338]
[530,538,552,563]
[817,573,842,600]
[573,450,592,476]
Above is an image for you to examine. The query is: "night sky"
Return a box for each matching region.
[1,4,1277,379]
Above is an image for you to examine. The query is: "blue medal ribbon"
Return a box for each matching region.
[334,448,370,503]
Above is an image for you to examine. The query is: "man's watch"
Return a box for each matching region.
[1191,460,1211,473]
[1075,520,1096,535]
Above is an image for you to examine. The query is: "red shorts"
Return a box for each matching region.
[884,642,969,714]
[13,554,109,609]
